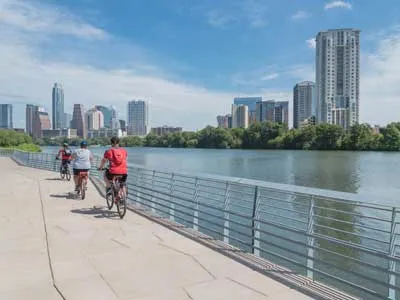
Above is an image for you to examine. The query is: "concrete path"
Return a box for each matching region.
[0,158,314,300]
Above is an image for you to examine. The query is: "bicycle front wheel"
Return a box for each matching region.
[66,169,71,181]
[116,188,126,219]
[106,189,114,210]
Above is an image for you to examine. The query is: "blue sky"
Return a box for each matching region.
[1,0,400,130]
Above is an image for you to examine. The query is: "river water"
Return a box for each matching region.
[45,146,400,205]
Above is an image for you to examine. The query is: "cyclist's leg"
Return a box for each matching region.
[121,174,128,196]
[104,170,112,193]
[73,169,80,191]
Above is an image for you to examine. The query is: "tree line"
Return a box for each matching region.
[37,122,400,151]
[0,130,41,152]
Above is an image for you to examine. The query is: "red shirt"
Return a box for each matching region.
[58,149,72,160]
[104,147,128,174]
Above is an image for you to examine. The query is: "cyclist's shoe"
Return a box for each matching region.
[75,185,79,192]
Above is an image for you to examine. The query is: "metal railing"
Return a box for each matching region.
[3,149,400,300]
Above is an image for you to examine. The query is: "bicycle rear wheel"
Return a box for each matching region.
[81,178,86,200]
[116,187,126,219]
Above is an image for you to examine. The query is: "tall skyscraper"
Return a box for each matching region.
[256,100,275,123]
[127,100,149,136]
[86,108,104,131]
[0,104,13,129]
[293,81,315,129]
[26,104,37,135]
[71,104,86,138]
[52,83,64,129]
[255,100,289,126]
[231,104,249,128]
[274,101,289,125]
[316,29,360,129]
[119,120,126,132]
[234,97,261,125]
[32,108,51,138]
[95,105,113,128]
[217,114,231,129]
[63,113,72,129]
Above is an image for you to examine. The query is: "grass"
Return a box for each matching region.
[1,143,42,153]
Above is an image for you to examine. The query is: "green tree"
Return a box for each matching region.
[381,124,400,151]
[312,124,344,150]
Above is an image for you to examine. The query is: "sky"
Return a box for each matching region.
[1,0,400,130]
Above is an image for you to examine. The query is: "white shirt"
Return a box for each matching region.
[72,148,93,170]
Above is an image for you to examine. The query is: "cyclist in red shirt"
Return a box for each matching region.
[98,137,128,194]
[56,142,72,171]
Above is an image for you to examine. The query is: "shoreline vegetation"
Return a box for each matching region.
[34,122,400,152]
[0,130,41,152]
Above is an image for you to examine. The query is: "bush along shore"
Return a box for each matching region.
[36,122,400,151]
[0,130,41,152]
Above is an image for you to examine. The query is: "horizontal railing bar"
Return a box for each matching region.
[313,223,390,246]
[313,205,392,223]
[257,210,309,226]
[258,203,310,217]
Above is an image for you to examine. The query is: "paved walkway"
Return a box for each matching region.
[0,158,314,300]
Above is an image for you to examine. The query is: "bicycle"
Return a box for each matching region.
[57,159,71,181]
[100,169,127,219]
[77,171,89,200]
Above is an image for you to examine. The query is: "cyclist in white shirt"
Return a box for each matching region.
[71,140,93,193]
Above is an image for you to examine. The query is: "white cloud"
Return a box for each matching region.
[205,0,268,29]
[324,1,352,10]
[306,38,316,49]
[361,30,400,125]
[0,0,107,40]
[260,73,279,81]
[291,10,311,20]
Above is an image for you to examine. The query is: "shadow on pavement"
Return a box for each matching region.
[45,178,63,181]
[71,206,119,219]
[50,193,79,200]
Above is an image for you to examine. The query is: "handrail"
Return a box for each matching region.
[4,149,400,300]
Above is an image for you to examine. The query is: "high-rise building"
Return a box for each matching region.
[32,108,51,138]
[231,104,249,128]
[26,104,37,135]
[95,105,113,128]
[234,97,261,125]
[127,100,149,136]
[119,120,126,132]
[293,81,315,129]
[316,29,360,129]
[255,100,289,126]
[71,104,86,138]
[63,113,72,129]
[0,104,13,129]
[274,101,289,125]
[86,108,104,131]
[256,100,275,123]
[52,83,64,129]
[217,114,231,129]
[151,126,183,136]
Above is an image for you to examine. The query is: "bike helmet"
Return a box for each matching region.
[63,142,69,147]
[80,140,87,147]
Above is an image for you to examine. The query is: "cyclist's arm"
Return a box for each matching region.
[99,157,107,170]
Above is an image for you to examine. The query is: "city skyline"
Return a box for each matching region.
[52,83,64,130]
[1,1,400,130]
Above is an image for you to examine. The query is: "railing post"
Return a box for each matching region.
[307,196,315,280]
[169,173,175,221]
[251,186,260,256]
[388,207,397,300]
[223,182,231,244]
[151,170,156,213]
[193,177,199,231]
[135,169,141,206]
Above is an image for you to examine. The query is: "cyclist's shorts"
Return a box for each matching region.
[105,169,127,183]
[73,169,90,176]
[61,159,70,165]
